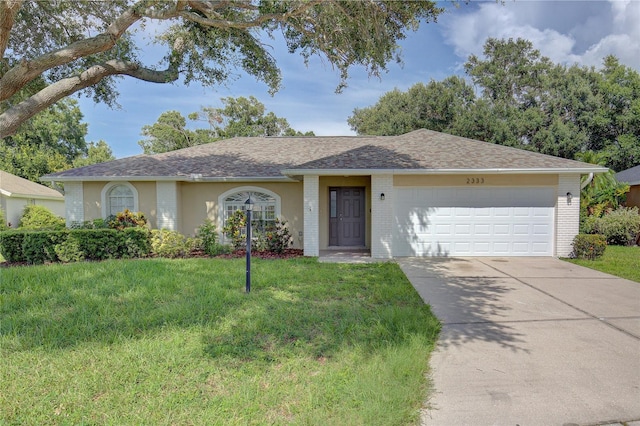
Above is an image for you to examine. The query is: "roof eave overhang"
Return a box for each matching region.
[40,175,298,183]
[0,190,63,200]
[280,167,609,176]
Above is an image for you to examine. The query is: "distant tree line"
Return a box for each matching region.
[348,38,640,172]
[139,96,314,155]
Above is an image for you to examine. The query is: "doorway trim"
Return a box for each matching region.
[328,186,366,247]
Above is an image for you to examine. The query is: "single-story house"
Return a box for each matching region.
[615,164,640,209]
[1,170,65,227]
[42,129,607,258]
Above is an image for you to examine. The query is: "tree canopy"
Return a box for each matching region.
[349,38,640,172]
[139,96,312,154]
[0,98,114,182]
[0,0,443,139]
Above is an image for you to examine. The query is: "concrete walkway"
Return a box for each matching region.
[397,257,640,426]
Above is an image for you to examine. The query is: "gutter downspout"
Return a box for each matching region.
[580,173,594,190]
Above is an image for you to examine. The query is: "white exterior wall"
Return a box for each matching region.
[371,174,394,258]
[2,196,25,228]
[64,181,84,227]
[556,174,581,257]
[303,175,319,257]
[156,181,178,231]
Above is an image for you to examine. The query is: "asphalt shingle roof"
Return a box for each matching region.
[1,170,64,198]
[615,165,640,185]
[43,129,605,181]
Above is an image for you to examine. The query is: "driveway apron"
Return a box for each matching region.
[397,257,640,426]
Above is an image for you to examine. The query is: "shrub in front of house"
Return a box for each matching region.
[571,234,607,260]
[592,207,640,246]
[0,230,26,262]
[0,228,151,264]
[264,218,293,254]
[69,218,111,229]
[196,219,233,256]
[54,236,85,263]
[150,229,196,258]
[73,228,150,260]
[108,209,148,230]
[21,230,69,264]
[223,210,247,250]
[18,205,65,230]
[223,212,293,253]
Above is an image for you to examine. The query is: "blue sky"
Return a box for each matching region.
[77,1,640,159]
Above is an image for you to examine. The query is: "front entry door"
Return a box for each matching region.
[329,187,365,246]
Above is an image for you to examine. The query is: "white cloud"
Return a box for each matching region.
[576,1,640,69]
[442,1,640,71]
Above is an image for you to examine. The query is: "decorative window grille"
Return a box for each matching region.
[107,185,134,216]
[223,191,276,232]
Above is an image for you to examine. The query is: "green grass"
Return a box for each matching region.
[0,258,440,425]
[565,245,640,282]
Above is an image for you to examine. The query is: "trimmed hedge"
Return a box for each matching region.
[0,230,27,263]
[0,228,150,264]
[22,230,69,264]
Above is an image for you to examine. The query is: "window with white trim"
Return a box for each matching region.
[224,190,276,232]
[107,184,134,216]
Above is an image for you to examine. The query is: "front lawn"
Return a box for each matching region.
[0,258,440,425]
[565,245,640,283]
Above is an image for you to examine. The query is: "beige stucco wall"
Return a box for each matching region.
[180,181,304,248]
[79,181,304,247]
[318,176,371,250]
[82,181,158,228]
[394,174,558,187]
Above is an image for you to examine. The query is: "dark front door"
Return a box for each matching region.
[329,187,365,247]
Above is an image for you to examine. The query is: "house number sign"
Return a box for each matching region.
[466,177,485,184]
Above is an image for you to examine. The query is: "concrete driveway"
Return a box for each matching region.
[397,257,640,426]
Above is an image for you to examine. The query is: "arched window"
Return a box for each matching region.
[101,182,138,217]
[219,187,281,237]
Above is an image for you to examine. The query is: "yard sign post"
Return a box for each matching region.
[245,196,253,293]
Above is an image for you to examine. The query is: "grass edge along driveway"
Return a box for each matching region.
[1,257,440,425]
[564,245,640,283]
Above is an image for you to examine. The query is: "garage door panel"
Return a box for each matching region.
[493,224,509,235]
[393,187,555,257]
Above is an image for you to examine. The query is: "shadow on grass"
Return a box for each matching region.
[1,258,440,361]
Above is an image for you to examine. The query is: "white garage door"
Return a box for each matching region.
[393,187,555,257]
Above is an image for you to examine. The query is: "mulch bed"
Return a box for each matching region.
[215,249,304,260]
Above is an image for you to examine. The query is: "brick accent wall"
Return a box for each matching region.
[303,175,319,257]
[64,181,84,227]
[156,181,178,231]
[556,174,581,257]
[371,174,394,258]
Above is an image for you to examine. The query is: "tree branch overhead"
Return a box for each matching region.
[0,0,443,138]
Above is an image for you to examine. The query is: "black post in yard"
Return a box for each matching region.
[245,196,254,293]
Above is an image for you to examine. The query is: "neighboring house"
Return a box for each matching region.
[1,170,65,228]
[615,165,640,209]
[42,129,607,258]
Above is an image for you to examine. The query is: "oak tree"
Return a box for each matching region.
[349,38,640,171]
[0,0,443,138]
